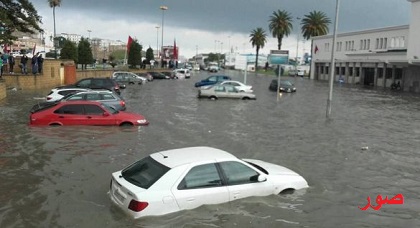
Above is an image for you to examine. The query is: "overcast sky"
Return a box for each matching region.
[31,0,411,59]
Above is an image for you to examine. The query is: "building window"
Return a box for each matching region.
[349,67,353,76]
[356,68,360,77]
[367,39,370,50]
[386,68,392,79]
[376,38,379,49]
[360,40,363,50]
[380,38,383,49]
[326,66,329,74]
[377,68,383,79]
[384,38,387,49]
[352,41,355,50]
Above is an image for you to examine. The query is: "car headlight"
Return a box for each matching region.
[280,87,284,90]
[137,119,147,124]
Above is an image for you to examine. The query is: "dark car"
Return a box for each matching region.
[147,72,170,80]
[269,79,297,93]
[194,75,231,87]
[59,77,122,95]
[159,71,173,79]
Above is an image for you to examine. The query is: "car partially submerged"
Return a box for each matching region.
[109,146,308,219]
[269,79,297,93]
[29,101,148,126]
[198,84,256,100]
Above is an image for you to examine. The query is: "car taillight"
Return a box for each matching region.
[128,200,149,212]
[120,101,125,107]
[46,97,52,100]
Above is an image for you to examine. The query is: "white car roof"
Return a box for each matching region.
[150,146,237,168]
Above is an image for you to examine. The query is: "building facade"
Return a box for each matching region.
[310,0,420,93]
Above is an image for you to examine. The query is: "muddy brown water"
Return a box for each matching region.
[0,70,419,227]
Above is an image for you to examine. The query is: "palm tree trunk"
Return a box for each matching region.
[255,47,259,71]
[53,6,57,59]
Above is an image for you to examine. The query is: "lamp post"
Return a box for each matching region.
[326,0,340,118]
[87,30,91,40]
[295,17,301,77]
[160,5,168,68]
[155,26,160,59]
[228,36,231,53]
[195,45,198,65]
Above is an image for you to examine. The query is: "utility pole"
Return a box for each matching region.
[326,0,340,118]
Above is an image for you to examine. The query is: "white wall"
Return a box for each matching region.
[408,0,420,61]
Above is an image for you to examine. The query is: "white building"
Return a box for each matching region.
[311,0,420,93]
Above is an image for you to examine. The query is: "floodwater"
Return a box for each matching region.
[0,70,419,228]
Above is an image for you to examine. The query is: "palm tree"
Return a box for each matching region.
[268,10,293,50]
[301,11,331,57]
[48,0,62,59]
[249,28,267,70]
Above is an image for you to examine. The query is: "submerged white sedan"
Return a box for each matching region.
[109,147,308,219]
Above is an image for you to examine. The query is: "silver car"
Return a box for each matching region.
[198,85,256,100]
[63,90,126,111]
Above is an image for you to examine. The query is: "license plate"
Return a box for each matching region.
[114,189,125,202]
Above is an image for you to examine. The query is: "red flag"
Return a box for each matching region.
[314,45,319,54]
[127,36,133,53]
[173,39,178,60]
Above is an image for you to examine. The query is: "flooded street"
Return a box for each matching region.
[1,70,420,227]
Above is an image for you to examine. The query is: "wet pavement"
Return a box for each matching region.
[0,69,419,227]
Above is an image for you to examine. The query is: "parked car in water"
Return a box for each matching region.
[159,71,173,79]
[33,90,126,113]
[29,101,148,126]
[198,84,256,100]
[45,88,92,102]
[109,146,308,219]
[216,80,253,93]
[112,71,145,85]
[194,75,231,87]
[269,79,297,93]
[147,72,170,80]
[135,72,153,82]
[58,77,123,95]
[172,69,191,79]
[288,69,305,77]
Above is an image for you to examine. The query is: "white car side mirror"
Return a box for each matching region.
[258,174,267,182]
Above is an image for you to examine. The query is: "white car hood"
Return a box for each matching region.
[243,159,300,176]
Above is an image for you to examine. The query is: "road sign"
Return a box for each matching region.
[268,50,289,65]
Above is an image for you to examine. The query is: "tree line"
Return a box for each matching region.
[250,10,331,70]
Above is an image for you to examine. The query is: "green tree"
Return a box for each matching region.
[268,10,293,50]
[146,47,154,62]
[48,0,62,59]
[60,39,78,63]
[77,37,93,70]
[127,39,142,68]
[301,11,331,57]
[0,0,43,44]
[249,27,267,70]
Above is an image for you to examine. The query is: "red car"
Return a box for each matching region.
[29,101,149,126]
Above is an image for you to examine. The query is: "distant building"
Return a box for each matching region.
[311,0,420,93]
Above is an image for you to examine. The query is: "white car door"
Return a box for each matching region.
[172,163,229,210]
[218,161,273,201]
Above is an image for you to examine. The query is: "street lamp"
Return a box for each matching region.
[326,0,340,118]
[295,17,301,77]
[228,36,231,53]
[87,30,92,40]
[155,26,160,59]
[160,5,168,68]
